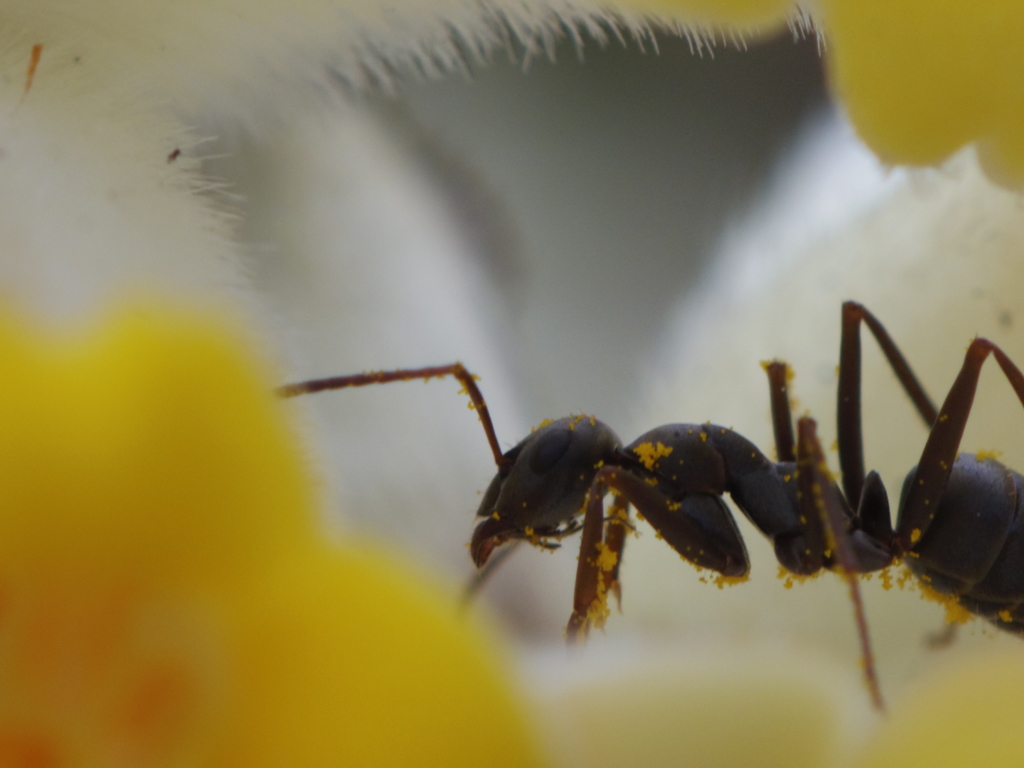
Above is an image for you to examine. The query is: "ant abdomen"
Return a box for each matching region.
[899,454,1024,622]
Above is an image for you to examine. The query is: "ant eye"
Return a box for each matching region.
[529,429,572,474]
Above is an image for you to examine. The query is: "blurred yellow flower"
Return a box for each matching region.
[0,305,543,768]
[820,0,1024,182]
[853,650,1024,768]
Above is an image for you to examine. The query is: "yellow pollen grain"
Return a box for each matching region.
[595,543,619,572]
[916,581,972,625]
[777,566,821,589]
[880,568,894,591]
[777,565,796,589]
[896,567,914,589]
[714,574,748,589]
[632,441,674,471]
[586,597,610,630]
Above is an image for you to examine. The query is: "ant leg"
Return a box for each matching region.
[277,363,507,472]
[796,417,885,711]
[567,481,611,644]
[602,494,630,611]
[762,361,796,462]
[280,364,524,605]
[566,467,749,643]
[897,338,1024,552]
[838,302,939,508]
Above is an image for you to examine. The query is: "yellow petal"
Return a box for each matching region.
[820,0,1024,178]
[221,542,545,767]
[0,305,315,588]
[0,305,545,767]
[853,650,1024,767]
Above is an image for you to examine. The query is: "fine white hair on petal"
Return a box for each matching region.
[1,1,820,132]
[0,0,650,326]
[0,0,700,326]
[0,32,253,325]
[0,0,823,327]
[0,0,657,129]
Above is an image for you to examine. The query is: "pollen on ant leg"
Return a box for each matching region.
[595,542,618,572]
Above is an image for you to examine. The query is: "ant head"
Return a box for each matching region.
[469,416,621,567]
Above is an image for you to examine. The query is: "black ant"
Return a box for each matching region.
[277,302,1024,712]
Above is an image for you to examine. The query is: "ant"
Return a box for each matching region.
[277,302,1024,712]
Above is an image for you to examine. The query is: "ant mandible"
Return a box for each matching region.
[277,301,1024,712]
